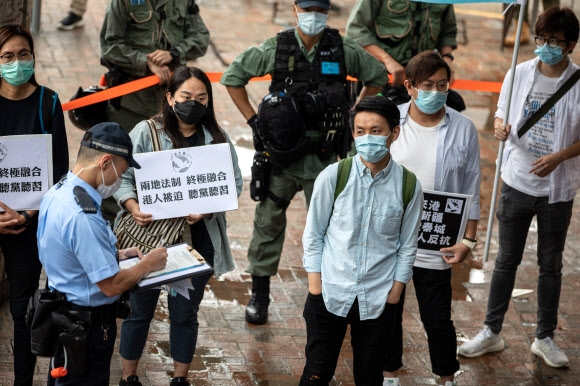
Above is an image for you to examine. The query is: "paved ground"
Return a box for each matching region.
[1,0,580,385]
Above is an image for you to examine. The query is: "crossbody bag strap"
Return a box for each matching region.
[518,69,580,138]
[146,119,162,151]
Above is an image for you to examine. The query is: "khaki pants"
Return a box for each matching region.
[246,169,315,277]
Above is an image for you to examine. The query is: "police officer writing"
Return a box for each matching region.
[220,0,388,325]
[37,122,168,386]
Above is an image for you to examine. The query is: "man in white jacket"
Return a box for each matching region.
[458,6,580,369]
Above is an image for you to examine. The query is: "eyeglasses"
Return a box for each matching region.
[534,36,569,48]
[0,50,34,64]
[416,80,449,92]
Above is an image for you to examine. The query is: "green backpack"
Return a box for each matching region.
[333,156,416,213]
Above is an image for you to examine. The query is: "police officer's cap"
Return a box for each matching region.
[294,0,330,9]
[81,122,141,169]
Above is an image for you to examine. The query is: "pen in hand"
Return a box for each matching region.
[158,238,166,248]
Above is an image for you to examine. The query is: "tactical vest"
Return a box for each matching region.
[257,28,349,168]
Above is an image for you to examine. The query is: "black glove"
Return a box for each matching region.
[247,114,264,151]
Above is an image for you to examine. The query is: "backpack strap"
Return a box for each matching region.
[401,166,416,212]
[39,86,58,134]
[146,119,162,152]
[334,156,352,202]
[329,156,353,220]
[332,158,416,215]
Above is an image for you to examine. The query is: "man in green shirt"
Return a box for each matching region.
[220,0,388,325]
[100,0,210,133]
[346,0,464,111]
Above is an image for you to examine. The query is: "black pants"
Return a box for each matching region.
[50,305,118,386]
[0,222,42,386]
[384,267,460,376]
[300,294,397,385]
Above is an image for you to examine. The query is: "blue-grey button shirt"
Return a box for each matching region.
[38,171,120,307]
[303,156,423,320]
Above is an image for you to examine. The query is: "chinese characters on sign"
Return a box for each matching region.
[134,143,238,220]
[138,172,229,205]
[0,135,53,211]
[418,190,472,256]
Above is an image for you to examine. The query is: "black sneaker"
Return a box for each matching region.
[170,377,191,386]
[57,12,84,30]
[119,375,142,386]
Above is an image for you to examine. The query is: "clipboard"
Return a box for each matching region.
[119,243,213,291]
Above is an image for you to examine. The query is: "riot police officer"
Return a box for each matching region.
[220,0,388,325]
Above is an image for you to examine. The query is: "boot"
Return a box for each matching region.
[504,20,530,47]
[245,275,270,325]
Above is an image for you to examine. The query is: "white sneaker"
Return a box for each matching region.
[531,337,569,368]
[457,325,505,358]
[441,382,457,386]
[383,377,400,386]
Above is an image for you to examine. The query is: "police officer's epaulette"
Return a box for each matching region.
[73,186,98,214]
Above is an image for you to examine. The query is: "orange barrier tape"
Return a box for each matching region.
[62,75,161,111]
[61,72,503,112]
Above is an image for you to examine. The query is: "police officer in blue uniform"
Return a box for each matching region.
[37,122,168,385]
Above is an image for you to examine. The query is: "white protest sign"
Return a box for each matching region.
[418,189,472,257]
[134,143,238,219]
[0,134,53,211]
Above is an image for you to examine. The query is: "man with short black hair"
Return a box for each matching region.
[458,7,580,369]
[38,122,168,385]
[301,96,422,385]
[386,50,481,386]
[221,0,388,326]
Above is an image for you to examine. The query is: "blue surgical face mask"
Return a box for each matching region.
[297,11,328,37]
[355,133,391,163]
[0,59,35,86]
[413,89,448,115]
[534,43,565,66]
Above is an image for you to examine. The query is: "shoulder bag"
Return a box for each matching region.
[114,120,187,253]
[517,69,580,138]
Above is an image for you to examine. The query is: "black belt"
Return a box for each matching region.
[67,301,117,323]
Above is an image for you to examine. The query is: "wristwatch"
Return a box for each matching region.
[169,48,180,62]
[18,211,33,226]
[442,52,455,61]
[461,237,477,251]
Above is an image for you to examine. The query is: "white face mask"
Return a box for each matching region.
[96,160,122,199]
[297,11,328,37]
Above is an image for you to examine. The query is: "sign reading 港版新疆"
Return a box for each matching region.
[133,143,238,220]
[0,134,53,211]
[418,190,472,257]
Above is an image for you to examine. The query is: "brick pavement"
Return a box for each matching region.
[1,0,580,385]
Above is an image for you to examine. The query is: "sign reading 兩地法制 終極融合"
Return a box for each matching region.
[0,134,53,211]
[419,190,472,257]
[133,143,238,220]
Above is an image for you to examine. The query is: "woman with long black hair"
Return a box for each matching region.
[114,66,242,386]
[0,23,69,386]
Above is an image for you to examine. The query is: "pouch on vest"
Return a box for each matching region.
[250,151,271,202]
[257,91,308,167]
[26,289,67,357]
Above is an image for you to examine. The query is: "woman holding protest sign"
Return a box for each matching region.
[113,66,242,386]
[0,23,69,386]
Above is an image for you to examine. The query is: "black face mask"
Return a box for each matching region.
[173,100,207,125]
